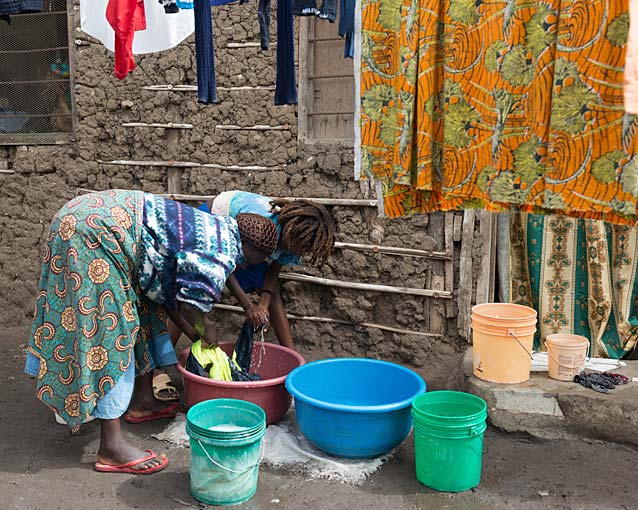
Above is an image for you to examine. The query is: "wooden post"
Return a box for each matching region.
[444,212,455,318]
[297,18,310,145]
[457,210,476,340]
[427,213,447,336]
[475,211,497,305]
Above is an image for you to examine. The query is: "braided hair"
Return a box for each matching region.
[270,199,337,265]
[236,213,278,255]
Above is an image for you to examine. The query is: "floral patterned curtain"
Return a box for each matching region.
[356,0,638,223]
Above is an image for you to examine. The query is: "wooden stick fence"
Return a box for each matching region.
[213,304,443,338]
[226,42,276,48]
[214,124,290,131]
[334,242,451,260]
[78,188,378,207]
[122,122,193,129]
[280,273,453,299]
[143,85,276,92]
[95,161,281,172]
[166,193,378,207]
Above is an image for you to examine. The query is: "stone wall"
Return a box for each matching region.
[0,2,468,387]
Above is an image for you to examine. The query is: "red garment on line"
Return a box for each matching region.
[106,0,146,80]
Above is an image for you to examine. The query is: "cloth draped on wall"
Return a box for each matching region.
[509,212,638,360]
[356,0,638,223]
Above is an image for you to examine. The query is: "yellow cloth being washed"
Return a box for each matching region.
[190,340,241,382]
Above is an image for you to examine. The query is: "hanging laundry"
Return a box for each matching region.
[625,0,638,114]
[258,0,271,50]
[509,212,638,360]
[177,0,248,9]
[274,0,297,105]
[0,0,41,24]
[106,0,147,80]
[356,0,638,223]
[291,0,335,22]
[338,0,354,58]
[158,0,180,13]
[80,0,194,58]
[193,0,217,103]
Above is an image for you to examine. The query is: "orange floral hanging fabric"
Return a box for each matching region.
[356,0,638,223]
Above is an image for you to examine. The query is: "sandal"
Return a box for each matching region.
[94,450,169,475]
[152,373,180,402]
[124,402,181,424]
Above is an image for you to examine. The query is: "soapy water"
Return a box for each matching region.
[208,424,251,433]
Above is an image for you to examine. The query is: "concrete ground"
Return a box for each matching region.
[2,332,637,510]
[462,350,638,447]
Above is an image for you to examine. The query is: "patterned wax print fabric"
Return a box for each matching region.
[212,190,301,266]
[140,193,244,312]
[357,0,638,223]
[510,212,638,359]
[28,190,168,431]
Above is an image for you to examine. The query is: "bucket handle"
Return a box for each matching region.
[544,341,590,369]
[197,439,265,475]
[508,330,534,360]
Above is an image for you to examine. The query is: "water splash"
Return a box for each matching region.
[254,325,267,371]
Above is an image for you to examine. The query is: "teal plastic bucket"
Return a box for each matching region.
[186,399,266,506]
[412,391,487,492]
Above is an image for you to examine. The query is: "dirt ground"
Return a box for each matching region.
[1,332,636,510]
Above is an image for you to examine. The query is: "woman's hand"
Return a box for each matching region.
[246,304,269,328]
[166,307,200,343]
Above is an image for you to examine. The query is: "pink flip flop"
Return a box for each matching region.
[94,450,169,475]
[124,402,181,424]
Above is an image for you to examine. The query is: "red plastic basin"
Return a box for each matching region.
[176,342,305,425]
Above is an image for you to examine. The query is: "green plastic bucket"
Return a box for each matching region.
[186,399,266,506]
[412,391,487,492]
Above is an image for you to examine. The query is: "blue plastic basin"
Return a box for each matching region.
[285,358,426,458]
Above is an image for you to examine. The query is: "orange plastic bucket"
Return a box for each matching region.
[545,334,589,381]
[471,303,537,384]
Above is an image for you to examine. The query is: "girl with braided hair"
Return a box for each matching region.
[163,191,337,371]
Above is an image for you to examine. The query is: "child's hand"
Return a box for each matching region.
[246,304,269,328]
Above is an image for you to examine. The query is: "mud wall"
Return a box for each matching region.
[0,2,467,387]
